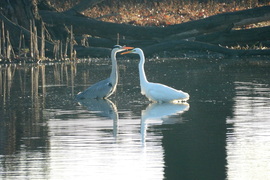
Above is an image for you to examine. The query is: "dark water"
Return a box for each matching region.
[0,57,270,180]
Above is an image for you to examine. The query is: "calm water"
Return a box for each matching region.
[0,57,270,180]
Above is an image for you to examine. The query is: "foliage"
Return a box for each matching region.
[48,0,270,27]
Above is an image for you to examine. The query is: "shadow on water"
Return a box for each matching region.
[0,57,269,179]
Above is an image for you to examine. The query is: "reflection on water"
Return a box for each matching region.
[0,59,270,179]
[46,107,165,179]
[226,81,270,180]
[141,103,189,145]
[0,63,77,179]
[77,98,119,137]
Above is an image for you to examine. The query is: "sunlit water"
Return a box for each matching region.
[226,81,270,180]
[0,57,270,180]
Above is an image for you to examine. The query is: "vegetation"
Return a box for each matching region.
[0,0,270,63]
[50,0,269,27]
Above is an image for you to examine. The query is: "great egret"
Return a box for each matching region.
[122,48,189,103]
[76,45,133,99]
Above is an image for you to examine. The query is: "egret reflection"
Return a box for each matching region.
[141,103,190,144]
[76,98,118,137]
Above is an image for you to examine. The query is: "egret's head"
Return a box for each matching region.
[112,45,134,52]
[112,45,123,50]
[121,48,141,55]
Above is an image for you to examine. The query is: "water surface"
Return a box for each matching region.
[0,57,269,179]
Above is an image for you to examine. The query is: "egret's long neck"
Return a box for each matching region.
[138,50,148,84]
[110,50,118,85]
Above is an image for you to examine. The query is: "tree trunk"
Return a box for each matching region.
[0,0,55,61]
[1,1,270,60]
[195,26,270,46]
[40,6,270,40]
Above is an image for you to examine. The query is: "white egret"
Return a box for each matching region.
[76,45,133,99]
[122,48,189,103]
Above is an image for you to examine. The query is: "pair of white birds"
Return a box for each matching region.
[76,45,189,103]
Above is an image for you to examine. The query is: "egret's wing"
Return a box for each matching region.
[147,83,187,102]
[76,78,113,99]
[147,84,174,99]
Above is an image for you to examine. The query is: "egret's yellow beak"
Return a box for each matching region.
[121,46,134,55]
[121,49,134,55]
[123,46,134,50]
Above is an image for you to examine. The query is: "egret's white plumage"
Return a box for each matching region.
[76,45,132,100]
[122,48,189,103]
